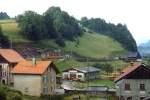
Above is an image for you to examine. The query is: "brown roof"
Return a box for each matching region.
[11,60,54,74]
[0,49,25,63]
[121,63,141,73]
[114,63,142,82]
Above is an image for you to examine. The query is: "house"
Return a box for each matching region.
[62,67,100,81]
[115,64,150,100]
[0,49,25,85]
[11,59,59,96]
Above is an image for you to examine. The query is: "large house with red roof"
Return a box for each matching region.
[0,49,25,85]
[115,64,150,100]
[11,59,59,96]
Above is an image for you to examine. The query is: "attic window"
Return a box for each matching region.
[125,83,131,90]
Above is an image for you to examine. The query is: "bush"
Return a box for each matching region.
[0,90,7,100]
[55,37,65,47]
[7,92,23,100]
[12,95,22,100]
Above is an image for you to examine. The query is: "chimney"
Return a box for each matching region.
[32,58,36,67]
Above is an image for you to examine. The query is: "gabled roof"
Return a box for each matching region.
[114,64,149,82]
[0,49,25,63]
[11,60,59,75]
[77,67,100,73]
[63,67,100,73]
[121,62,141,73]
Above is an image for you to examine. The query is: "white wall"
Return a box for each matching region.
[13,74,42,96]
[62,72,70,79]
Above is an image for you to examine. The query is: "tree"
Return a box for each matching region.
[93,63,113,75]
[104,63,113,75]
[0,26,10,48]
[43,6,83,41]
[0,12,10,20]
[17,11,46,41]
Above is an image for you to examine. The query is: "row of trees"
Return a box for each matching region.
[80,17,137,52]
[17,7,82,46]
[0,12,10,20]
[17,6,137,51]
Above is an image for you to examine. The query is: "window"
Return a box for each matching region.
[140,84,145,91]
[2,72,6,77]
[127,97,132,100]
[124,83,131,90]
[51,86,53,92]
[78,75,82,78]
[120,96,125,100]
[140,97,145,100]
[43,87,48,94]
[48,67,51,72]
[43,76,47,83]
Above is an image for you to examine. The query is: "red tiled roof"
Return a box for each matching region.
[114,63,142,82]
[0,49,25,63]
[11,60,52,74]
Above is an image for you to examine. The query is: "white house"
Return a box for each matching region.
[62,67,100,81]
[11,59,59,96]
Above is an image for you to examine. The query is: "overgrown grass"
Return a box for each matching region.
[54,59,88,71]
[74,79,115,89]
[0,84,23,100]
[34,93,116,100]
[23,95,43,100]
[64,32,127,58]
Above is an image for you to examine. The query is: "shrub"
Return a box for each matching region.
[55,37,65,47]
[12,95,22,100]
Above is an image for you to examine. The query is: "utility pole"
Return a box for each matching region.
[86,57,89,100]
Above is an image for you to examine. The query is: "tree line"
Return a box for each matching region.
[17,7,83,46]
[0,12,10,20]
[16,6,137,51]
[80,17,137,52]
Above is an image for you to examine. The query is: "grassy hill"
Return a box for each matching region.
[0,19,127,58]
[0,19,30,43]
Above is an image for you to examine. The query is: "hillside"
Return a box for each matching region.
[80,17,137,52]
[0,20,30,43]
[0,20,126,58]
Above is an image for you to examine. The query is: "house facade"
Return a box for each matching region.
[0,49,25,85]
[62,67,100,81]
[115,64,150,100]
[11,60,59,96]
